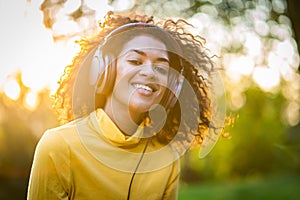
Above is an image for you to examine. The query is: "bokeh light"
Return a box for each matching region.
[24,90,39,111]
[0,0,299,126]
[0,1,300,199]
[3,79,21,101]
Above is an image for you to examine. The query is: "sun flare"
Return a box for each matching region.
[0,0,299,126]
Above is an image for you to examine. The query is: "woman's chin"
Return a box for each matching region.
[129,101,156,115]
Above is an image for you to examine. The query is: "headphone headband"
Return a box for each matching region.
[103,22,184,58]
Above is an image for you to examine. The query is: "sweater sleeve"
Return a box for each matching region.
[27,130,70,200]
[162,159,180,200]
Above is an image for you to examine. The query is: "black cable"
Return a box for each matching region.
[126,138,151,200]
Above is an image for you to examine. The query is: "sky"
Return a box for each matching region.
[0,0,111,95]
[0,0,63,91]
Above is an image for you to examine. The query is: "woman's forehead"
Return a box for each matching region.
[119,35,168,55]
[102,26,182,58]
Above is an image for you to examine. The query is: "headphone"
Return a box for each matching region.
[89,22,185,111]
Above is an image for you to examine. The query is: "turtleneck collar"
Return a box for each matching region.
[74,108,180,173]
[92,109,144,147]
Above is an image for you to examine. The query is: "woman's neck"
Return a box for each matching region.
[103,98,143,136]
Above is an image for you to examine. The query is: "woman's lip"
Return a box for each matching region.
[135,87,153,96]
[132,82,158,92]
[131,83,159,97]
[133,83,153,92]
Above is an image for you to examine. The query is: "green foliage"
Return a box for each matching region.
[179,174,300,200]
[228,88,286,176]
[181,86,300,182]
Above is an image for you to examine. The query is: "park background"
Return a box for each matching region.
[0,0,300,199]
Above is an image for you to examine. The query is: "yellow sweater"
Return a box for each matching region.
[27,109,180,200]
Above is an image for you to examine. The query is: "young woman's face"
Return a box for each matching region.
[108,34,169,120]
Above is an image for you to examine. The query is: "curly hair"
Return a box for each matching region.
[53,11,218,148]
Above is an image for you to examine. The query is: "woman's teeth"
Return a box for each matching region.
[134,84,153,92]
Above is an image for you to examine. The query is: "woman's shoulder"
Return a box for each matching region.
[46,113,92,136]
[36,116,89,152]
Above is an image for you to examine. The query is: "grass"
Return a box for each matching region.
[178,174,300,200]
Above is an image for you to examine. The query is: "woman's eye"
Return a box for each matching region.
[154,65,168,75]
[128,59,142,65]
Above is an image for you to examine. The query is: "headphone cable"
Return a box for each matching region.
[126,138,151,200]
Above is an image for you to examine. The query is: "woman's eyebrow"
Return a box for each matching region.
[131,49,146,56]
[130,49,169,63]
[157,57,169,63]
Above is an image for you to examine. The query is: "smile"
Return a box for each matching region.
[133,83,154,92]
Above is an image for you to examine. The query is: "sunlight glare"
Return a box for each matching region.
[244,33,262,58]
[0,0,83,98]
[252,66,280,91]
[21,67,45,92]
[85,0,112,22]
[61,0,81,14]
[275,40,294,59]
[188,13,210,32]
[111,0,135,12]
[24,90,39,111]
[53,19,80,36]
[267,52,295,81]
[231,56,254,76]
[223,54,242,82]
[224,54,254,82]
[3,79,20,101]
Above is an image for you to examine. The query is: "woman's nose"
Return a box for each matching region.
[139,63,156,78]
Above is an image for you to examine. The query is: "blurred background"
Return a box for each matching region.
[0,0,299,199]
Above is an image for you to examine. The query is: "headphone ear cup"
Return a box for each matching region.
[96,53,116,95]
[161,72,184,111]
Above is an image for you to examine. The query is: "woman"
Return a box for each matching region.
[27,11,217,200]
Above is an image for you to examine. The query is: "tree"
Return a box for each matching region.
[286,0,300,71]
